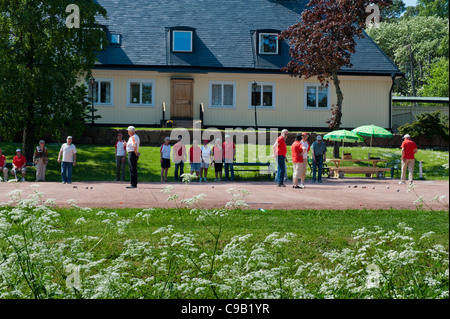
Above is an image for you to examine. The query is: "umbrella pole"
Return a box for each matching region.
[368,135,373,160]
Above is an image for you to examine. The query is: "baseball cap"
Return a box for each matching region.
[403,134,411,139]
[16,149,21,153]
[301,132,309,136]
[203,139,209,143]
[67,136,73,139]
[317,135,322,140]
[127,126,135,132]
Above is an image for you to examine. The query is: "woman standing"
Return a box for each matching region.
[33,140,48,182]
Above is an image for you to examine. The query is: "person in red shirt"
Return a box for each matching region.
[12,149,27,181]
[173,135,187,182]
[0,148,8,181]
[212,138,223,182]
[291,134,305,189]
[189,140,201,180]
[223,134,236,181]
[399,134,418,185]
[272,129,289,187]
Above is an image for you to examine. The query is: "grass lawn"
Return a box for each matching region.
[0,143,448,182]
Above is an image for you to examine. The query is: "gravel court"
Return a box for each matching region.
[1,178,448,211]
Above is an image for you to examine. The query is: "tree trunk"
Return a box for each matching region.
[332,70,344,158]
[22,102,34,162]
[408,44,416,97]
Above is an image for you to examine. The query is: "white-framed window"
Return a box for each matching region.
[249,82,276,109]
[172,30,193,53]
[209,81,236,109]
[127,79,155,107]
[110,33,121,45]
[91,78,113,106]
[304,83,331,110]
[259,33,278,55]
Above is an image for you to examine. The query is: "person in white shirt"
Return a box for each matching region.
[200,139,212,182]
[160,137,171,182]
[115,132,127,182]
[57,136,77,184]
[126,126,140,189]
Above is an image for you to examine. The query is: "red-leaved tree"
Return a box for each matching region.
[279,0,392,158]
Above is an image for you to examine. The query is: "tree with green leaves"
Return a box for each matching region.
[367,15,449,97]
[0,1,107,161]
[417,0,449,18]
[419,58,449,97]
[381,0,406,22]
[398,110,449,139]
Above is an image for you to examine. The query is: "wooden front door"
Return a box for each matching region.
[171,79,193,119]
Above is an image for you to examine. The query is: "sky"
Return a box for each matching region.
[403,0,418,7]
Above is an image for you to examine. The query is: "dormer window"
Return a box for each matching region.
[259,33,278,55]
[172,30,193,53]
[110,33,121,45]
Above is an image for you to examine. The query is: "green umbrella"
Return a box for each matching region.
[323,129,364,158]
[352,125,393,159]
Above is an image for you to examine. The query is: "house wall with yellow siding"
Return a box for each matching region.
[91,70,392,129]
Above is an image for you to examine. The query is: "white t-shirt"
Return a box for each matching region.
[115,140,126,157]
[300,140,310,160]
[60,143,77,163]
[160,144,171,159]
[201,145,211,162]
[127,133,140,153]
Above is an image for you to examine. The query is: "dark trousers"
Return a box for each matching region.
[116,155,126,181]
[276,155,286,185]
[312,155,324,181]
[128,152,138,187]
[174,161,184,181]
[224,162,234,181]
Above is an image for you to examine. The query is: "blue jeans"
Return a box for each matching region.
[61,162,73,183]
[174,161,184,181]
[312,155,324,181]
[276,155,286,184]
[224,163,234,181]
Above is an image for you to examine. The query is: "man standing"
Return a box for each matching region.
[115,133,127,182]
[273,129,289,187]
[173,135,186,182]
[311,135,327,183]
[399,134,418,185]
[0,148,8,181]
[223,134,236,181]
[126,126,140,189]
[57,136,77,184]
[200,139,212,182]
[160,137,171,183]
[299,132,310,188]
[189,140,201,180]
[291,134,305,189]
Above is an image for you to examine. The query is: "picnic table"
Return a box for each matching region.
[233,162,276,180]
[326,158,390,178]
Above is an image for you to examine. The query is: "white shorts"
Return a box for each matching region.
[201,162,210,169]
[292,163,301,179]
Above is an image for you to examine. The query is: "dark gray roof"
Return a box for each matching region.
[94,0,401,76]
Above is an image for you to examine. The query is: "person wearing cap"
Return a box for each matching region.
[200,139,212,182]
[173,135,186,182]
[126,126,140,188]
[160,137,171,182]
[0,148,9,181]
[189,140,201,180]
[11,149,27,181]
[58,136,77,184]
[399,134,418,185]
[115,132,127,182]
[311,135,327,183]
[212,138,223,182]
[272,129,289,187]
[299,132,311,188]
[291,134,306,189]
[33,140,48,182]
[223,134,236,181]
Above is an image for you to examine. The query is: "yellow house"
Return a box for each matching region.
[91,0,401,130]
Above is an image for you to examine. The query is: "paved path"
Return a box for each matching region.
[1,178,448,211]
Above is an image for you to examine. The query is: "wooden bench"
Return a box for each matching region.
[4,162,34,169]
[329,166,391,179]
[233,162,275,180]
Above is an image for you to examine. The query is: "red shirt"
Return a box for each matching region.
[291,141,304,163]
[276,136,287,157]
[13,155,27,168]
[0,155,6,167]
[189,146,201,163]
[401,139,417,160]
[213,145,223,162]
[173,142,186,162]
[222,142,235,159]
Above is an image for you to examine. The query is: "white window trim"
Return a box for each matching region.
[172,30,193,53]
[258,33,279,55]
[208,81,237,109]
[304,83,331,111]
[248,82,276,110]
[127,79,156,107]
[91,78,114,107]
